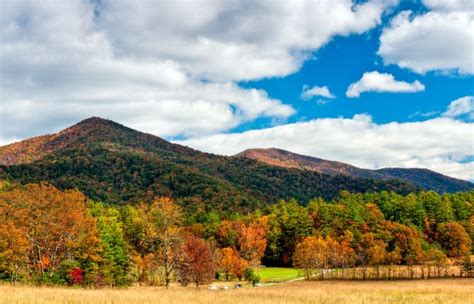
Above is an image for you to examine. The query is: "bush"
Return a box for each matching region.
[244,268,261,286]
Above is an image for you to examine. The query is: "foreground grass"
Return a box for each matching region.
[1,279,473,304]
[255,267,302,282]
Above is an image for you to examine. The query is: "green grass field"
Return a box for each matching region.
[254,267,303,283]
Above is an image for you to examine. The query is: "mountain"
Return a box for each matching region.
[237,148,473,193]
[0,117,419,212]
[374,168,473,194]
[0,117,198,165]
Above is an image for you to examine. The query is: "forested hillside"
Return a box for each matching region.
[238,148,473,193]
[0,117,418,212]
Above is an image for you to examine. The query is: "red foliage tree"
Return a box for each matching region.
[176,234,215,287]
[70,267,84,285]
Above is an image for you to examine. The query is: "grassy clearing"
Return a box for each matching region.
[254,267,302,282]
[1,279,473,304]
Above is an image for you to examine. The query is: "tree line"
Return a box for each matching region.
[0,180,472,287]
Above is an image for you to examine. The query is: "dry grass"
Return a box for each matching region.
[1,279,473,304]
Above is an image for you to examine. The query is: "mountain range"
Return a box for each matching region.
[0,117,471,212]
[237,148,473,194]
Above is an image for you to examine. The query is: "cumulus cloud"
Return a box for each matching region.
[0,0,396,143]
[443,96,474,120]
[378,1,474,74]
[346,71,425,97]
[98,0,395,81]
[177,115,474,180]
[301,85,335,100]
[423,0,474,12]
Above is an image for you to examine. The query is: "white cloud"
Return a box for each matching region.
[346,71,425,97]
[177,115,474,180]
[99,0,395,81]
[0,0,396,142]
[301,85,335,100]
[378,1,474,74]
[423,0,474,12]
[443,96,474,120]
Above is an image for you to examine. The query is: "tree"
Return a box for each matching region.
[176,235,214,287]
[244,268,261,286]
[325,236,341,279]
[334,232,355,279]
[216,220,242,249]
[367,240,388,279]
[386,247,401,280]
[461,252,473,278]
[438,222,471,258]
[293,236,328,280]
[217,247,237,281]
[217,247,247,281]
[0,221,29,283]
[95,207,131,286]
[388,222,424,265]
[0,183,99,281]
[232,256,249,281]
[426,248,447,278]
[146,197,184,288]
[266,200,313,266]
[237,218,268,266]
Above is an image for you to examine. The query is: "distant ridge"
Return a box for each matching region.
[237,148,473,193]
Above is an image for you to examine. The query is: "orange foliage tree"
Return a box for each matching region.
[237,217,268,266]
[0,183,99,280]
[0,220,29,283]
[217,247,248,281]
[438,221,471,258]
[293,236,328,279]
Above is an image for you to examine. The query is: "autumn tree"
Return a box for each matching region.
[0,183,99,282]
[293,236,328,280]
[325,236,341,279]
[437,221,471,258]
[237,217,268,266]
[388,223,424,264]
[334,231,355,279]
[426,248,447,277]
[386,247,401,280]
[146,197,184,288]
[0,221,29,283]
[217,247,247,281]
[233,256,248,281]
[367,239,388,279]
[176,235,214,287]
[216,220,242,249]
[217,247,236,281]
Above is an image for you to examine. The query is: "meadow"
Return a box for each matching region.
[255,267,303,282]
[1,279,473,304]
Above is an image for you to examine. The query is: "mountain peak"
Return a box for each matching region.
[77,116,109,124]
[236,147,360,175]
[0,117,195,166]
[65,116,129,133]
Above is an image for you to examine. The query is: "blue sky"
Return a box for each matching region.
[0,0,473,180]
[236,1,473,132]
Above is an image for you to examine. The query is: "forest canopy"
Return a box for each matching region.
[0,180,472,286]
